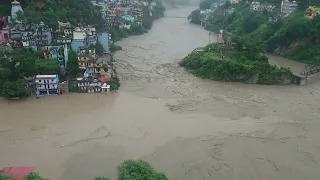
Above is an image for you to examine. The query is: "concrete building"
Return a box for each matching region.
[250,1,261,11]
[71,27,86,52]
[58,81,69,94]
[281,0,298,15]
[56,36,72,44]
[0,25,9,45]
[17,22,53,50]
[97,32,110,52]
[231,0,240,4]
[11,0,23,22]
[35,74,59,95]
[73,27,86,40]
[41,44,68,68]
[250,1,275,12]
[75,78,102,93]
[71,26,98,52]
[77,46,97,74]
[57,21,73,37]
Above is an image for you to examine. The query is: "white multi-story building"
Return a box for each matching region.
[281,0,298,15]
[250,1,261,11]
[250,1,275,12]
[35,75,59,95]
[231,0,240,4]
[11,0,23,22]
[73,27,87,40]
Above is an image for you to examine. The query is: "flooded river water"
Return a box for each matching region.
[1,6,320,180]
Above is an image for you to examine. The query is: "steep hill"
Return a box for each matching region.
[0,0,104,30]
[200,2,320,64]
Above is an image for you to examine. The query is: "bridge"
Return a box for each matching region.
[300,65,320,76]
[299,64,320,84]
[164,16,188,18]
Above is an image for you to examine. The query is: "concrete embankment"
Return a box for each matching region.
[267,54,320,85]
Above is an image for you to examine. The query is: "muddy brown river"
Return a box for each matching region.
[1,6,320,180]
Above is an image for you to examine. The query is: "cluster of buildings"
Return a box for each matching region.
[91,0,157,31]
[249,0,298,17]
[198,0,300,27]
[249,2,276,12]
[0,0,123,96]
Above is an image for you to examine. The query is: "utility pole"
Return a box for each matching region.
[209,32,211,44]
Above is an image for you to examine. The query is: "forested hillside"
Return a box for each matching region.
[0,0,105,30]
[194,0,320,64]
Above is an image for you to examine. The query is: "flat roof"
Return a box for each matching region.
[36,75,57,79]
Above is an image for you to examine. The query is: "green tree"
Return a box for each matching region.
[66,51,79,77]
[188,9,201,24]
[0,172,12,180]
[117,160,168,180]
[94,177,109,180]
[2,79,30,99]
[0,50,39,79]
[91,42,105,54]
[20,0,105,31]
[25,173,48,180]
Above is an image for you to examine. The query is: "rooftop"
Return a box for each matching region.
[12,0,21,5]
[36,75,58,79]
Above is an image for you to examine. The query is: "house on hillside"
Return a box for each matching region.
[57,21,73,37]
[250,1,261,11]
[281,0,298,16]
[41,44,68,68]
[97,31,111,52]
[94,54,113,75]
[250,1,275,12]
[10,0,24,23]
[91,0,108,18]
[10,22,53,50]
[9,28,23,49]
[77,46,97,75]
[56,21,73,45]
[71,27,87,52]
[231,0,240,4]
[71,26,98,52]
[0,16,9,46]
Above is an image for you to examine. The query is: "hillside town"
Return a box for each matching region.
[199,0,301,27]
[0,0,158,97]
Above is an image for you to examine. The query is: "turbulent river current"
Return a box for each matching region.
[1,5,320,180]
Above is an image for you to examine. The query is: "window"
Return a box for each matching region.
[39,80,41,82]
[4,33,8,38]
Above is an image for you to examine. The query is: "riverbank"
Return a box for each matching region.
[1,5,320,180]
[109,2,165,52]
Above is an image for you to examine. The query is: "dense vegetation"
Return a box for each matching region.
[0,0,105,30]
[180,44,296,85]
[0,50,58,98]
[0,160,168,180]
[163,0,191,6]
[190,0,320,65]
